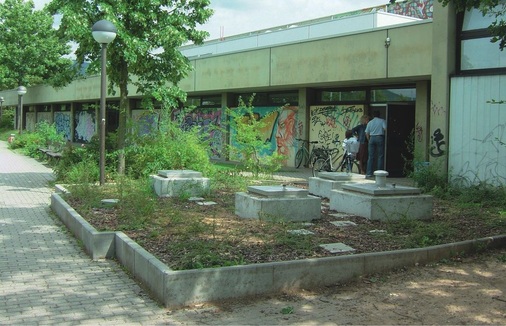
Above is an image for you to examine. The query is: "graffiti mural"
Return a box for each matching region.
[37,112,52,124]
[229,106,302,165]
[74,110,96,143]
[55,111,72,141]
[173,108,224,159]
[25,112,36,132]
[430,128,446,157]
[131,110,160,136]
[388,0,433,19]
[415,122,424,142]
[309,105,363,148]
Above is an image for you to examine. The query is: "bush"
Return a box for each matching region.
[125,118,212,179]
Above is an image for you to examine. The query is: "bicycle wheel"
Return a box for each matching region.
[312,158,329,177]
[294,149,305,168]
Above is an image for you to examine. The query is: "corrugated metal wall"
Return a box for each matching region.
[449,75,506,186]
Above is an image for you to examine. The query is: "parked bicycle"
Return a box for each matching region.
[313,148,361,176]
[335,150,360,174]
[294,138,321,168]
[311,137,341,176]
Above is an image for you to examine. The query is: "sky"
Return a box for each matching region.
[28,0,389,41]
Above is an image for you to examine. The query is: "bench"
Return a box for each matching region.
[38,148,62,162]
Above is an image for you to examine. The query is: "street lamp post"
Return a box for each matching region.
[0,96,4,123]
[17,86,27,134]
[92,19,117,186]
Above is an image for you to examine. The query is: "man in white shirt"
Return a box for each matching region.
[364,111,387,178]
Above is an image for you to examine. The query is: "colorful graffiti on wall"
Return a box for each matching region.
[55,112,72,141]
[173,108,224,159]
[229,106,302,165]
[74,110,96,143]
[131,110,160,136]
[389,0,433,19]
[309,105,363,148]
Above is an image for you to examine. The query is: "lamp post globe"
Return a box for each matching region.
[92,19,117,186]
[17,86,27,134]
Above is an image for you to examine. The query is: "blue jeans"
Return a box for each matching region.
[366,136,385,176]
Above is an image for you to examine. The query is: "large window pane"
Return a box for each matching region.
[371,88,416,102]
[462,8,496,31]
[461,38,506,70]
[320,90,366,102]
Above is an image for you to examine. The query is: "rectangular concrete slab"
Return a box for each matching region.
[247,185,309,198]
[158,169,203,178]
[343,183,421,195]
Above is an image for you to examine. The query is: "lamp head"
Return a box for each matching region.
[0,96,4,103]
[92,20,117,44]
[17,86,27,96]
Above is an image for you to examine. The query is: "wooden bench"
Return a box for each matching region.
[39,148,62,162]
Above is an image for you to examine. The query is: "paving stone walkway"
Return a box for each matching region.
[0,141,178,325]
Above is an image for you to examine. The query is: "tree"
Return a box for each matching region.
[0,0,74,90]
[390,0,506,50]
[46,0,213,174]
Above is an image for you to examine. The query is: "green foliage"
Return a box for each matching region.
[0,0,74,89]
[8,121,66,158]
[409,159,449,194]
[0,107,15,129]
[114,177,156,229]
[386,216,455,248]
[227,95,285,177]
[124,118,212,179]
[53,145,99,183]
[46,0,213,174]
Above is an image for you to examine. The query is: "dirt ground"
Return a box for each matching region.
[168,249,506,325]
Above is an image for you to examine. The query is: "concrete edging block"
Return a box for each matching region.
[51,191,506,309]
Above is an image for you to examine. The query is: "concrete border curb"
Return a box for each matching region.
[51,192,506,308]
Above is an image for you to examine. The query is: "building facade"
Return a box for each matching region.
[1,0,504,185]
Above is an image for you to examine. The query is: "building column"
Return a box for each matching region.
[430,1,457,173]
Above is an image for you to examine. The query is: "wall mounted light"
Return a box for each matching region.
[385,37,391,48]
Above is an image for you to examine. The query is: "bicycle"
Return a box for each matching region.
[311,137,341,176]
[294,138,321,168]
[335,150,360,174]
[312,147,340,176]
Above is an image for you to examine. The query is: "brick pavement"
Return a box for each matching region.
[0,141,181,325]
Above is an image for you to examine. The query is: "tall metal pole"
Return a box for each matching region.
[18,94,23,134]
[99,43,107,186]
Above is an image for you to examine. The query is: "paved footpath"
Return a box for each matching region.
[0,141,182,325]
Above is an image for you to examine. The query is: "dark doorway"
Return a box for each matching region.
[386,104,415,177]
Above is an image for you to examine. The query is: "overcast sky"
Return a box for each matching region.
[27,0,388,40]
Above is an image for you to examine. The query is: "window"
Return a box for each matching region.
[459,3,506,72]
[371,88,416,102]
[318,90,366,103]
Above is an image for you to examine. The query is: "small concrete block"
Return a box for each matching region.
[158,170,202,178]
[288,229,314,235]
[369,229,387,234]
[342,183,421,195]
[248,185,308,198]
[320,243,356,253]
[197,201,217,206]
[188,197,205,201]
[329,213,352,218]
[101,199,119,208]
[300,222,314,226]
[318,172,353,181]
[330,221,357,227]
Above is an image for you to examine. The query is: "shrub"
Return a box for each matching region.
[125,117,212,179]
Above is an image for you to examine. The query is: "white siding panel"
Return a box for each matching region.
[449,75,506,186]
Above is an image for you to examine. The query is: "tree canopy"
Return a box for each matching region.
[45,0,213,174]
[0,0,74,90]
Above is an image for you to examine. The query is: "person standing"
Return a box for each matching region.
[351,114,370,174]
[365,111,386,178]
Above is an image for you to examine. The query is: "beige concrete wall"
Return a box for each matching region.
[429,2,456,169]
[193,49,271,91]
[388,23,433,78]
